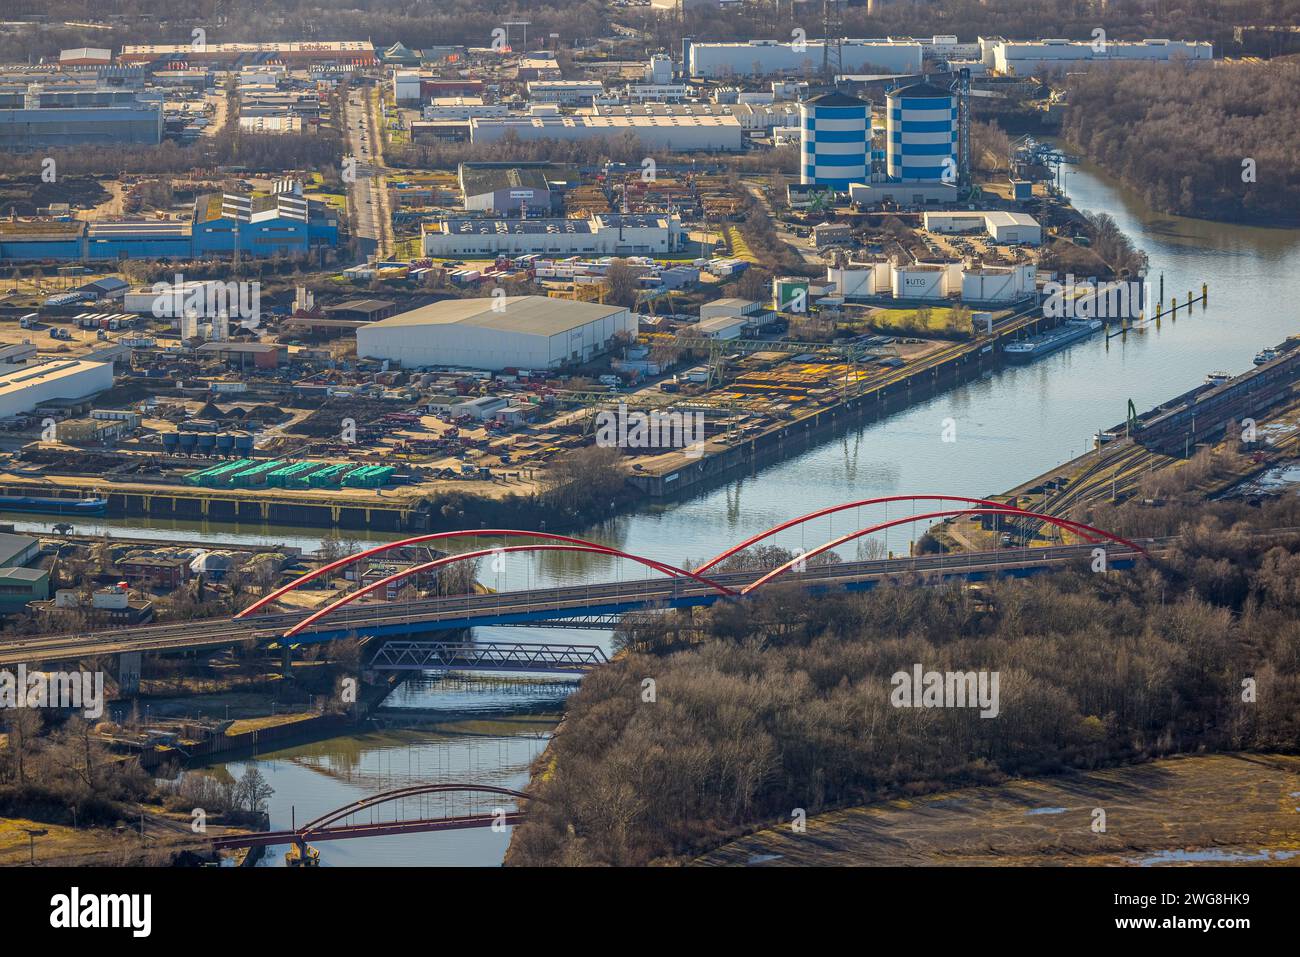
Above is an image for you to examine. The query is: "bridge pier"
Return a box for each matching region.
[117,651,142,696]
[280,642,293,678]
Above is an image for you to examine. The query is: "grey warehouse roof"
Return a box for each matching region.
[366,296,627,337]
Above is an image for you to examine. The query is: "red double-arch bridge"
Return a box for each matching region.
[0,495,1156,668]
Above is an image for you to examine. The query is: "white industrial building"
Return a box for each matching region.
[423,214,683,257]
[392,69,423,104]
[0,359,114,420]
[527,81,606,106]
[848,181,959,206]
[356,296,638,370]
[422,97,508,121]
[983,37,1212,74]
[827,260,1035,303]
[469,113,743,151]
[688,39,922,79]
[923,210,1042,245]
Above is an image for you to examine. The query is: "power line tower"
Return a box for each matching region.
[821,0,843,82]
[951,66,972,194]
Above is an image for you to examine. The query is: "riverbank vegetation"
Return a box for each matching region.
[508,498,1300,865]
[1061,62,1300,225]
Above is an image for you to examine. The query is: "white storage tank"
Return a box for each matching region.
[891,264,946,299]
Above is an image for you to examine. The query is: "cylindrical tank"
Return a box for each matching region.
[195,433,216,454]
[799,91,869,188]
[234,433,254,454]
[161,432,179,451]
[216,433,234,454]
[177,432,198,451]
[885,81,957,183]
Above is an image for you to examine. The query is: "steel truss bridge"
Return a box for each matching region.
[368,640,607,673]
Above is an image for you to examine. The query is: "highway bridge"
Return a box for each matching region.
[0,541,1151,668]
[0,495,1159,669]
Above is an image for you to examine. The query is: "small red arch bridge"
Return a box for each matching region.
[210,784,531,852]
[232,495,1152,644]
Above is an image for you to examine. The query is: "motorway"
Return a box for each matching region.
[0,540,1158,667]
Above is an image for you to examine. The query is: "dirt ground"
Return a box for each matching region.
[696,753,1300,866]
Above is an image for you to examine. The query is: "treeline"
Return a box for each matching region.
[0,1,612,62]
[1061,62,1300,224]
[507,498,1300,865]
[642,0,1300,52]
[0,128,342,179]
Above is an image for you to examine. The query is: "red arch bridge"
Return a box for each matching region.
[226,495,1150,648]
[0,496,1156,670]
[209,784,531,851]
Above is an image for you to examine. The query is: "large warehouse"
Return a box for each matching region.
[469,113,743,152]
[422,214,683,258]
[356,296,638,371]
[687,39,922,78]
[0,359,114,420]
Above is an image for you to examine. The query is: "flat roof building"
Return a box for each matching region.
[0,360,114,420]
[688,39,923,78]
[356,296,638,370]
[469,113,743,151]
[423,214,683,257]
[984,37,1212,74]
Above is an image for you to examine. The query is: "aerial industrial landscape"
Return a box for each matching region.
[0,0,1297,926]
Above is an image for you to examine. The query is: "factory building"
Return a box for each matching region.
[357,296,638,371]
[0,185,338,262]
[470,113,742,151]
[886,81,957,182]
[423,97,508,121]
[923,210,1042,245]
[527,81,606,106]
[688,39,923,79]
[0,360,114,421]
[983,37,1212,75]
[800,91,870,188]
[458,164,558,214]
[118,41,378,69]
[0,88,163,148]
[422,214,683,258]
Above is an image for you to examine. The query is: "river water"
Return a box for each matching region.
[32,156,1300,865]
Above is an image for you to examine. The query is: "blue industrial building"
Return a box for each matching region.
[886,81,957,183]
[0,183,338,263]
[799,91,870,189]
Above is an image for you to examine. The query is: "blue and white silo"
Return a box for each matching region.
[800,91,869,189]
[886,81,957,182]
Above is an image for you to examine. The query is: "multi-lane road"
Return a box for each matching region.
[343,84,392,257]
[0,540,1159,667]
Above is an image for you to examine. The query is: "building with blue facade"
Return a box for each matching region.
[799,91,869,189]
[886,81,957,183]
[0,182,339,262]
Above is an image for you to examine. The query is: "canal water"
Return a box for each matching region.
[27,156,1300,865]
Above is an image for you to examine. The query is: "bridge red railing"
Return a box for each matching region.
[741,506,1148,594]
[282,542,735,638]
[236,528,727,619]
[695,493,1125,573]
[299,783,532,838]
[238,495,1146,634]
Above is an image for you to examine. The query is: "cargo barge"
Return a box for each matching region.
[1003,319,1102,362]
[0,495,108,516]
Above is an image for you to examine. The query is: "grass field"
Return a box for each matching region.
[861,306,967,333]
[696,753,1300,866]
